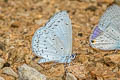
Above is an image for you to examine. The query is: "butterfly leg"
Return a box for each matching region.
[69,61,75,66]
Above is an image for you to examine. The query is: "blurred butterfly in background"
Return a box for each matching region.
[90,4,120,50]
[32,11,75,64]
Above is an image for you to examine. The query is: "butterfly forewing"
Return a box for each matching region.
[98,4,120,31]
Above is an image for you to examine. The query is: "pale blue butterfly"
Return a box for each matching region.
[89,4,120,50]
[32,11,75,64]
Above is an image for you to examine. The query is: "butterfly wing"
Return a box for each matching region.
[90,23,120,50]
[98,4,120,31]
[32,11,72,63]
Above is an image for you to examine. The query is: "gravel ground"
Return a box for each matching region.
[0,0,120,80]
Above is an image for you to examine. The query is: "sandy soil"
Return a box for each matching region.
[0,0,120,80]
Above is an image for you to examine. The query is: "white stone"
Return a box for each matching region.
[0,58,5,69]
[0,77,5,80]
[2,67,18,78]
[18,64,46,80]
[66,73,77,80]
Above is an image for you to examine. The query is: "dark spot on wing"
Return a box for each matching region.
[36,45,39,48]
[44,30,46,32]
[43,40,46,42]
[56,51,58,53]
[61,48,63,49]
[57,21,60,23]
[52,38,55,40]
[61,19,63,21]
[45,47,47,49]
[42,49,44,53]
[54,24,58,26]
[65,23,69,25]
[36,41,39,43]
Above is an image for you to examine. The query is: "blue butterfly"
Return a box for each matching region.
[32,11,75,64]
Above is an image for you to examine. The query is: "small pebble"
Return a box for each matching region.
[104,54,120,64]
[10,21,20,28]
[85,5,97,11]
[18,64,46,80]
[0,42,5,51]
[3,62,10,67]
[0,58,5,69]
[0,76,5,80]
[66,73,77,80]
[2,67,18,78]
[78,33,83,37]
[114,0,120,5]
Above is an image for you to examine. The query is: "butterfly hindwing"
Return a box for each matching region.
[90,25,120,50]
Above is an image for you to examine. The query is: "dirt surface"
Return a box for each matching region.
[0,0,120,80]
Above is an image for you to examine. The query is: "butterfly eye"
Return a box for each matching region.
[71,54,75,59]
[91,40,95,43]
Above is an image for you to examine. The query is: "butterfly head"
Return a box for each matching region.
[89,39,97,49]
[71,54,76,59]
[65,54,76,63]
[90,40,96,44]
[89,26,101,48]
